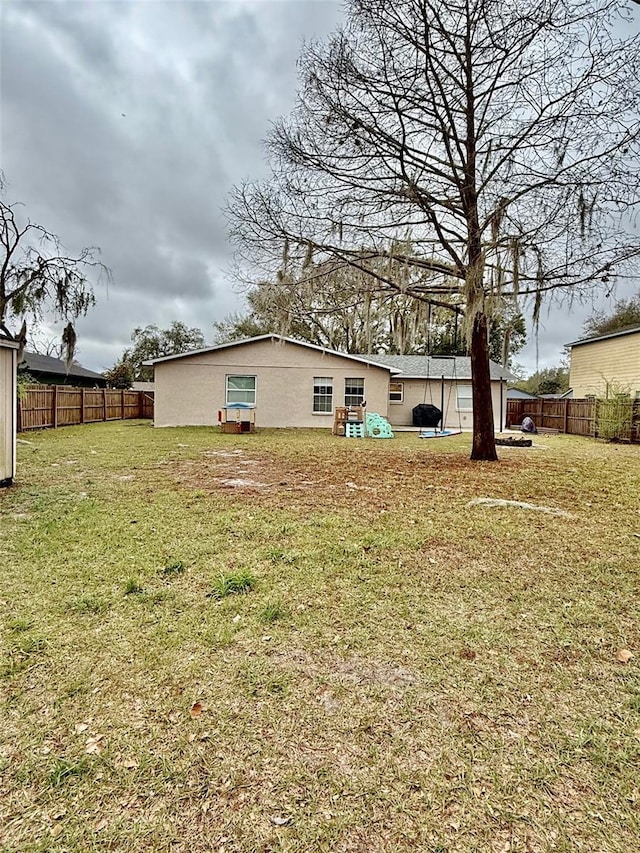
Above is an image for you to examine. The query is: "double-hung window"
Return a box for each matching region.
[345,377,365,407]
[226,375,256,405]
[313,377,333,413]
[456,384,473,410]
[389,382,404,403]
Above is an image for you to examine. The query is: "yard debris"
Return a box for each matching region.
[270,815,292,827]
[495,437,532,447]
[85,734,105,754]
[189,701,204,718]
[219,478,265,488]
[468,498,573,518]
[616,649,634,664]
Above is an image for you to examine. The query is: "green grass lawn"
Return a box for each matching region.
[1,421,639,852]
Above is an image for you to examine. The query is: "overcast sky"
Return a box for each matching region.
[1,0,638,376]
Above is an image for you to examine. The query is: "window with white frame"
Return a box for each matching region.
[389,381,404,403]
[345,377,365,407]
[313,377,333,413]
[226,375,256,405]
[456,384,473,410]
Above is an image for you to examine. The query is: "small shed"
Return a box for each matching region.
[1,337,19,487]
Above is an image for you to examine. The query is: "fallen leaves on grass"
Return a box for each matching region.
[616,649,634,664]
[85,735,105,755]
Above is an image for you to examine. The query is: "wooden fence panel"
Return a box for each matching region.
[123,391,144,419]
[83,389,106,423]
[18,385,154,432]
[56,388,82,426]
[105,390,124,420]
[566,399,596,436]
[506,397,638,441]
[18,386,54,431]
[141,392,154,419]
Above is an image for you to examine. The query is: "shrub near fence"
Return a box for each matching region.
[506,397,640,442]
[18,385,154,432]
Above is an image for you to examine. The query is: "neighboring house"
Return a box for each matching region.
[566,325,640,398]
[1,337,19,486]
[150,335,514,430]
[507,388,539,400]
[132,381,155,392]
[19,351,107,388]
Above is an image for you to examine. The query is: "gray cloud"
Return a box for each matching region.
[2,0,637,376]
[1,0,344,369]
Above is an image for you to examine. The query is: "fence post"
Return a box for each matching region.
[121,388,125,419]
[563,398,569,434]
[103,388,107,421]
[52,385,58,429]
[80,388,85,424]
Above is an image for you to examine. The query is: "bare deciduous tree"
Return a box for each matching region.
[228,0,640,460]
[0,182,107,366]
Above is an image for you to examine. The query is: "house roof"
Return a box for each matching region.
[356,353,517,381]
[148,335,516,381]
[0,336,19,350]
[147,334,402,373]
[566,323,640,348]
[507,388,539,399]
[540,389,573,399]
[19,351,106,383]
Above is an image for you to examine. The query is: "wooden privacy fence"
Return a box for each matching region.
[507,397,640,442]
[18,385,154,432]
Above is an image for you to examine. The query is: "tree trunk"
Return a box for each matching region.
[470,311,498,461]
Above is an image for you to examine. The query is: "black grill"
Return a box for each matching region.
[412,403,442,428]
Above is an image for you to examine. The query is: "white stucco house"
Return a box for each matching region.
[149,334,514,430]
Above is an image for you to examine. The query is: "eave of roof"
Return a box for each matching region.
[566,323,640,348]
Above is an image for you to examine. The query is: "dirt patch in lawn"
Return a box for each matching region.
[165,446,533,512]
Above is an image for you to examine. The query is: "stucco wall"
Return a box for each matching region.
[153,338,392,428]
[386,378,507,430]
[0,342,17,484]
[569,333,640,398]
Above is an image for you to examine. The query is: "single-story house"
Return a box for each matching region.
[19,351,107,388]
[1,337,19,486]
[507,388,539,400]
[566,325,640,398]
[150,335,514,430]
